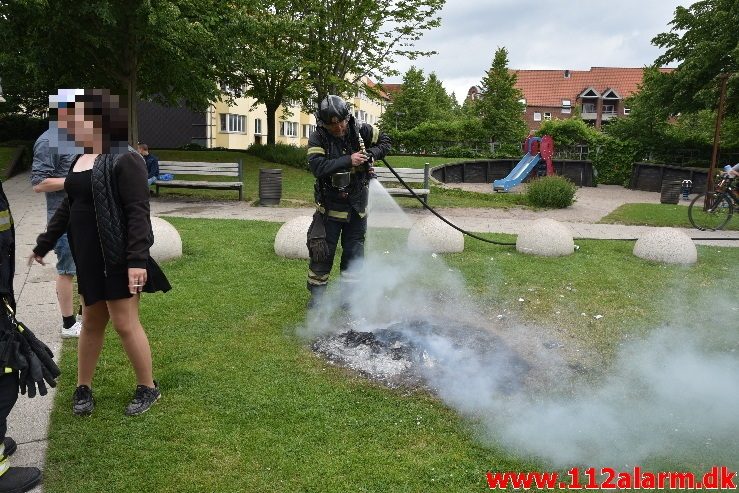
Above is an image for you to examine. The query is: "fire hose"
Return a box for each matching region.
[378,158,516,246]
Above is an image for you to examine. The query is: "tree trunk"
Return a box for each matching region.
[127,75,139,147]
[266,101,278,146]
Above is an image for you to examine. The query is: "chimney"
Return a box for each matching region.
[564,70,571,79]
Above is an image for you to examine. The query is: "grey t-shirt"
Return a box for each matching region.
[30,129,78,222]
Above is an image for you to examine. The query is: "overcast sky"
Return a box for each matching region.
[385,0,692,103]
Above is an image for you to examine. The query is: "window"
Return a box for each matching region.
[533,112,542,122]
[220,113,245,133]
[280,121,298,137]
[254,118,262,135]
[561,107,572,114]
[623,107,631,115]
[544,112,552,121]
[303,124,316,138]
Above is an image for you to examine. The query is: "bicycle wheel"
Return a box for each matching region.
[688,192,734,231]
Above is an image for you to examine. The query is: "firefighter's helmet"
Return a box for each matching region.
[315,95,351,125]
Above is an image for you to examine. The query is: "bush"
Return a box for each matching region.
[526,175,577,208]
[247,143,308,170]
[0,114,47,142]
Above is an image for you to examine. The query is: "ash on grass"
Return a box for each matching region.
[312,318,532,392]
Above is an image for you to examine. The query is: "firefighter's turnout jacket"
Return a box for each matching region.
[307,120,391,221]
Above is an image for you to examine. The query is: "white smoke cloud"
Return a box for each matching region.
[302,181,739,469]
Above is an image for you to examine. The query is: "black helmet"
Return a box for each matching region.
[315,95,351,125]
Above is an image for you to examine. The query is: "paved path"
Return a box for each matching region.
[4,171,739,492]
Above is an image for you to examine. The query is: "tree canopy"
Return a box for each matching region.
[300,0,445,107]
[652,0,739,113]
[474,47,526,145]
[0,0,244,143]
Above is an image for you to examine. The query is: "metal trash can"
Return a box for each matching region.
[259,168,282,206]
[660,179,681,204]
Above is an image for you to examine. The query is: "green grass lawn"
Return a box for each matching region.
[44,219,739,492]
[153,150,527,209]
[383,155,479,169]
[600,202,739,231]
[0,146,17,176]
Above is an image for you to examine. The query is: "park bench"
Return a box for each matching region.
[154,160,244,200]
[373,163,431,203]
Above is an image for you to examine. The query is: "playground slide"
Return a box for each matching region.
[492,153,541,192]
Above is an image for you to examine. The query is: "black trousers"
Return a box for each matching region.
[307,210,367,290]
[0,372,18,441]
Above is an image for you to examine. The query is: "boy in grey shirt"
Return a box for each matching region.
[30,128,81,338]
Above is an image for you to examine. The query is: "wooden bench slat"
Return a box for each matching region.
[371,165,430,201]
[154,159,244,200]
[155,180,243,189]
[159,169,241,177]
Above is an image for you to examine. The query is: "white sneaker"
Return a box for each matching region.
[61,321,82,339]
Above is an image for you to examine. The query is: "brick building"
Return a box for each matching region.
[468,67,673,131]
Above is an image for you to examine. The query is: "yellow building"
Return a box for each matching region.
[204,78,387,150]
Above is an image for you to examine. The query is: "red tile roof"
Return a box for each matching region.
[377,83,403,99]
[512,67,673,107]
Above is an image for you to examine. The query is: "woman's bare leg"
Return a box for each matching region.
[77,298,109,386]
[106,296,154,387]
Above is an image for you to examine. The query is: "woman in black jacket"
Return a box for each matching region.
[29,89,170,417]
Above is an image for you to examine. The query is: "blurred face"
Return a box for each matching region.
[137,145,148,156]
[325,118,348,137]
[57,101,103,153]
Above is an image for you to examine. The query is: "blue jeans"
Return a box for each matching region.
[53,233,76,275]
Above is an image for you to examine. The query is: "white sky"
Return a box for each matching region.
[384,0,692,103]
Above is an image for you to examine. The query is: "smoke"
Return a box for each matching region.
[301,181,739,469]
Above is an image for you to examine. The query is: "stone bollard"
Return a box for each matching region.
[516,218,574,256]
[407,216,464,253]
[633,228,697,265]
[274,216,313,259]
[150,216,183,262]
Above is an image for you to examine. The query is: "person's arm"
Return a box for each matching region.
[32,197,70,257]
[30,137,60,192]
[361,124,392,161]
[151,155,159,178]
[32,178,66,193]
[116,152,152,269]
[307,130,352,178]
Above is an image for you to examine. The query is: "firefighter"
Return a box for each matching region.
[305,95,391,308]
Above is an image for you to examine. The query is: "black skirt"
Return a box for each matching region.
[65,168,171,306]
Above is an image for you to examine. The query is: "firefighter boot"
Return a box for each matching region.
[307,284,327,310]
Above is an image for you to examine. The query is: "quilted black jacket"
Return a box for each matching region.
[34,152,153,275]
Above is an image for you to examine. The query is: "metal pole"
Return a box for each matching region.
[707,73,729,195]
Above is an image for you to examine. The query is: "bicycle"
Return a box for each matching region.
[687,175,737,231]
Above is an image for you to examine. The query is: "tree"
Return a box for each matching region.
[234,1,312,145]
[300,0,445,107]
[0,0,243,144]
[652,0,739,113]
[425,72,458,122]
[380,67,429,132]
[475,47,526,145]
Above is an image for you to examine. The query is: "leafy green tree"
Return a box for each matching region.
[234,1,312,145]
[299,0,445,107]
[652,0,739,113]
[0,0,242,144]
[380,67,429,132]
[475,47,526,144]
[425,72,458,121]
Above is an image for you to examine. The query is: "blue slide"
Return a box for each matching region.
[492,153,541,192]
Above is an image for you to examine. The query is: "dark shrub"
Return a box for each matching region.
[526,175,577,208]
[247,143,307,170]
